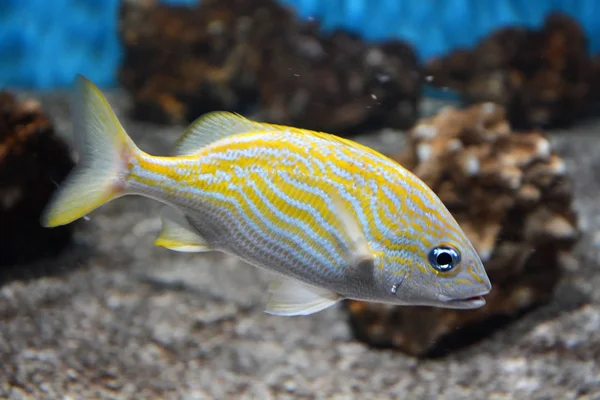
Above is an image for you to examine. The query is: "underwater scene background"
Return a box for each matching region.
[0,0,599,398]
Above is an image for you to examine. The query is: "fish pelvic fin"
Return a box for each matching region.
[41,74,140,228]
[265,276,342,316]
[154,207,212,252]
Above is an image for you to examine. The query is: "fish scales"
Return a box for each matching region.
[133,137,361,283]
[41,75,491,315]
[130,129,458,288]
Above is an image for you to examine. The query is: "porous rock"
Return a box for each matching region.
[119,0,291,125]
[0,92,74,267]
[118,0,421,136]
[346,102,580,357]
[258,29,420,134]
[425,13,595,130]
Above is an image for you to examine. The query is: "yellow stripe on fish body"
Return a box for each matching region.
[41,75,491,317]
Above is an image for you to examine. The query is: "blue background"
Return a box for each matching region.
[1,0,598,89]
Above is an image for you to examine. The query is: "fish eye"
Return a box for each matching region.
[428,245,461,272]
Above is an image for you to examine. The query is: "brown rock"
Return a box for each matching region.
[426,13,595,130]
[119,0,284,125]
[118,0,421,136]
[0,92,74,267]
[346,102,580,357]
[258,30,420,134]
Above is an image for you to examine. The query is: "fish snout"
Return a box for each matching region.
[437,263,492,309]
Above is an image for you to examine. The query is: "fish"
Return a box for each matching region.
[41,75,492,316]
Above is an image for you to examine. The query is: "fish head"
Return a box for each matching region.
[379,214,492,309]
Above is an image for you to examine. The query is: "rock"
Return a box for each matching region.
[257,29,421,135]
[346,102,580,357]
[425,13,595,130]
[118,0,421,136]
[0,92,74,268]
[118,0,292,125]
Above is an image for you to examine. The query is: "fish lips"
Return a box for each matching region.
[437,292,489,309]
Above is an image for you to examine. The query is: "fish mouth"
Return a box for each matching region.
[437,293,488,309]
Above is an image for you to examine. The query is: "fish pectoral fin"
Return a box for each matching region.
[154,207,211,252]
[265,276,342,316]
[172,112,267,156]
[330,192,376,268]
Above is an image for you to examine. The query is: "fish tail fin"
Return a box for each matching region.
[41,74,141,228]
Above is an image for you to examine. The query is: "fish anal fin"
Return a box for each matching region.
[265,276,342,316]
[154,207,211,252]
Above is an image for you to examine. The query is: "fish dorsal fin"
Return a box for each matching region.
[172,111,263,156]
[154,206,212,252]
[265,275,342,316]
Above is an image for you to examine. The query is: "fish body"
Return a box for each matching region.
[42,75,491,316]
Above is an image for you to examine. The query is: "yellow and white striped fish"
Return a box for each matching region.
[42,75,491,316]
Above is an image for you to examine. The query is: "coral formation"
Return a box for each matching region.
[346,102,580,357]
[425,13,595,129]
[0,92,74,266]
[118,0,421,135]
